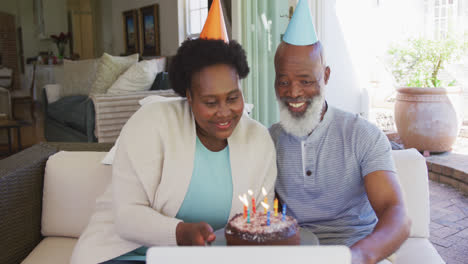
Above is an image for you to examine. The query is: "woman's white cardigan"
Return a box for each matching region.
[71,99,277,264]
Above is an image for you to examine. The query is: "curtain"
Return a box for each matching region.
[238,0,289,128]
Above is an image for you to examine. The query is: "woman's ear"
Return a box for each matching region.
[186,89,192,105]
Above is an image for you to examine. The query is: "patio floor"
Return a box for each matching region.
[425,136,468,263]
[429,180,468,264]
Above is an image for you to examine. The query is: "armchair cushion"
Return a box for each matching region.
[44,84,62,104]
[391,149,430,238]
[47,95,91,134]
[41,151,111,237]
[0,67,13,87]
[89,53,139,95]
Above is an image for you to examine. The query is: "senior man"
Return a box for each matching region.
[270,1,411,264]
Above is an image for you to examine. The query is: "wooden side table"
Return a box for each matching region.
[0,119,32,155]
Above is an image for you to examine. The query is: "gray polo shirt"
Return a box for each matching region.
[270,105,395,246]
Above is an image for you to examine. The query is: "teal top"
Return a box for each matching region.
[113,136,233,261]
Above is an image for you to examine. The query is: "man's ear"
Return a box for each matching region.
[324,66,331,85]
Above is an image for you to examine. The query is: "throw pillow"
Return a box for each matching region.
[150,72,172,91]
[60,59,99,97]
[106,57,166,94]
[89,53,139,96]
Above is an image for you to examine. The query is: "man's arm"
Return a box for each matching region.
[350,170,411,264]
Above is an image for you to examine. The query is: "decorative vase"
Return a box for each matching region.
[57,43,65,58]
[394,87,464,152]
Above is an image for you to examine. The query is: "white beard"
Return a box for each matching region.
[277,93,325,137]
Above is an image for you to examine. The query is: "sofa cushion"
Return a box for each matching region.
[391,149,430,238]
[42,151,111,237]
[47,95,91,134]
[89,53,139,95]
[394,238,445,264]
[21,237,77,264]
[61,59,99,97]
[106,57,166,94]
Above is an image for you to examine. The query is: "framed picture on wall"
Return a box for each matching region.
[122,9,139,54]
[139,4,160,56]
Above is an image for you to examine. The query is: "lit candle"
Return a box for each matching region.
[282,204,286,221]
[274,198,278,216]
[261,201,270,226]
[239,195,249,219]
[247,209,250,223]
[248,190,256,215]
[262,187,268,214]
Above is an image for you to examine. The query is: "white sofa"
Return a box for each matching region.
[11,147,444,264]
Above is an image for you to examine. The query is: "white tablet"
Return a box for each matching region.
[146,245,351,264]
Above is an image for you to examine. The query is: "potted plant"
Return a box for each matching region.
[388,36,468,152]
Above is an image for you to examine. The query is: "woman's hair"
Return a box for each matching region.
[169,38,250,97]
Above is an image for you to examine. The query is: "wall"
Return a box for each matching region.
[110,0,180,56]
[95,0,113,55]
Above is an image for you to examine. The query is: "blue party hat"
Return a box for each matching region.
[283,0,318,46]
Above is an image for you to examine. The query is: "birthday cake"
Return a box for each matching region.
[224,212,300,245]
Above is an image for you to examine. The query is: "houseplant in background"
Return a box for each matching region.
[388,36,468,152]
[50,32,71,59]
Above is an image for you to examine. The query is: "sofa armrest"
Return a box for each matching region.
[91,90,177,143]
[44,84,62,104]
[45,142,114,152]
[0,143,58,264]
[392,149,430,238]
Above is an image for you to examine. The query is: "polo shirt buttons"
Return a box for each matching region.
[306,170,312,176]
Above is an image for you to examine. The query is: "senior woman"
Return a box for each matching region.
[70,38,277,264]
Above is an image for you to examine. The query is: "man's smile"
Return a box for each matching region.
[286,101,309,115]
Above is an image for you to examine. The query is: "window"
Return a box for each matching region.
[186,0,209,38]
[425,0,460,39]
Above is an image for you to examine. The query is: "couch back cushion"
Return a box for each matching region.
[89,53,139,96]
[61,59,100,97]
[391,149,430,238]
[42,151,112,238]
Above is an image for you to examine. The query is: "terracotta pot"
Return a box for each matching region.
[394,87,464,152]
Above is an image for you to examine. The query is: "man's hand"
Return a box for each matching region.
[175,222,216,246]
[351,247,374,264]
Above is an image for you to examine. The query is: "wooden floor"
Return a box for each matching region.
[0,102,45,159]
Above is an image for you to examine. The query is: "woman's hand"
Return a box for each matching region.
[176,222,216,246]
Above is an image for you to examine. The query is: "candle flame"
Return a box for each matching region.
[262,187,267,196]
[248,189,253,196]
[261,201,269,209]
[238,194,248,206]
